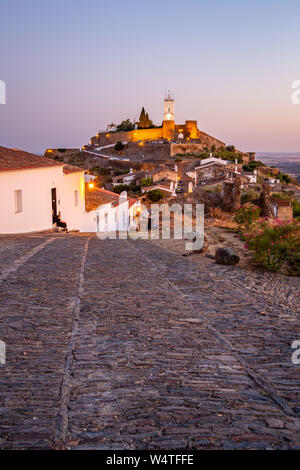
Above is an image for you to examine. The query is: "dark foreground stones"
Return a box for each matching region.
[215,247,240,265]
[0,233,299,450]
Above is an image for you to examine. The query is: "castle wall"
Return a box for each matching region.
[130,128,163,142]
[125,142,170,159]
[185,120,199,139]
[162,120,175,140]
[92,128,164,147]
[89,120,226,153]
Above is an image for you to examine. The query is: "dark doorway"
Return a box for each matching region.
[51,188,57,223]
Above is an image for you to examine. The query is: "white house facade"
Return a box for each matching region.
[0,146,139,235]
[0,147,86,234]
[84,187,140,234]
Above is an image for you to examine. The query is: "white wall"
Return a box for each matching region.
[60,172,86,230]
[0,166,86,234]
[79,200,138,233]
[0,166,138,234]
[0,166,63,234]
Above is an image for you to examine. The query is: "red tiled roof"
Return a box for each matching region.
[85,186,137,212]
[0,146,65,172]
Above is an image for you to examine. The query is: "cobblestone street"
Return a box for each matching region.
[0,234,299,449]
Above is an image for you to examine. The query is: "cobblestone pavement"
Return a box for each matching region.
[0,234,299,449]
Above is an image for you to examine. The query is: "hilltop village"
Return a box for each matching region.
[2,93,298,272]
[40,93,300,274]
[46,93,298,222]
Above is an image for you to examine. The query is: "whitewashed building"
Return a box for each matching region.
[84,188,140,233]
[0,146,139,234]
[0,147,86,234]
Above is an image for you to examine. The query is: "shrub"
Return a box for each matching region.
[141,176,153,187]
[89,166,112,176]
[116,119,134,131]
[242,161,264,171]
[147,189,164,202]
[292,199,300,219]
[205,185,221,194]
[113,184,129,194]
[99,167,111,176]
[114,141,125,151]
[244,220,300,274]
[114,169,130,176]
[241,189,260,204]
[113,182,141,194]
[234,204,261,229]
[271,192,291,201]
[175,156,182,162]
[278,173,291,184]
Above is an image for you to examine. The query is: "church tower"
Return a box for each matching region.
[163,91,175,140]
[164,90,175,121]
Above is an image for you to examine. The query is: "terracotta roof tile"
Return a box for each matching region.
[0,146,64,172]
[85,186,137,213]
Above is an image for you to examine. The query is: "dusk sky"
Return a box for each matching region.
[1,0,300,153]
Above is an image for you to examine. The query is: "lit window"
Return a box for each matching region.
[14,190,22,213]
[74,190,79,207]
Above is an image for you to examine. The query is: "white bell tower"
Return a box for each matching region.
[164,90,175,121]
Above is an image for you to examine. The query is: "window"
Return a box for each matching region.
[14,190,22,213]
[74,190,79,207]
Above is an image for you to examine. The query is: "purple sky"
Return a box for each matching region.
[1,0,300,153]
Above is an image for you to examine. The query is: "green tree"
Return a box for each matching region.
[147,189,164,202]
[141,176,153,187]
[139,107,147,128]
[116,119,134,131]
[114,141,125,151]
[139,108,153,128]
